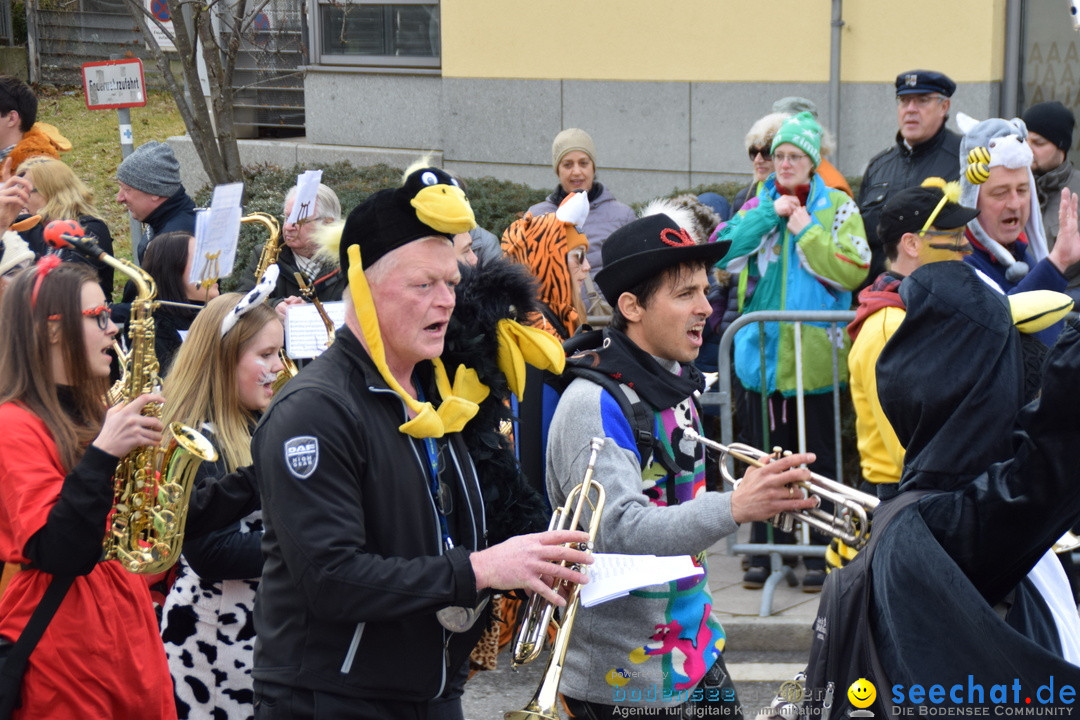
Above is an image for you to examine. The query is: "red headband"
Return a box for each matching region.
[30,255,62,310]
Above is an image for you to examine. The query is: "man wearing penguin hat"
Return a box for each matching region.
[249,163,592,719]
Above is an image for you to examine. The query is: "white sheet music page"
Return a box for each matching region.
[284,301,345,359]
[286,170,323,225]
[579,554,703,608]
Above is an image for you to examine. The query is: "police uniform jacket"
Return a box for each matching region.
[251,325,489,702]
[857,124,962,280]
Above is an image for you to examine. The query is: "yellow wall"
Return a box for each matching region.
[442,0,1006,83]
[840,0,1005,82]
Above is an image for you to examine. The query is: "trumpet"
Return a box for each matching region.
[682,428,879,549]
[506,437,605,720]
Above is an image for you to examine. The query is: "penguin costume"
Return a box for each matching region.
[802,261,1080,717]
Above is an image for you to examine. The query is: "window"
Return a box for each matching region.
[314,0,440,68]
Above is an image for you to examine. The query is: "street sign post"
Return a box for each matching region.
[82,58,149,264]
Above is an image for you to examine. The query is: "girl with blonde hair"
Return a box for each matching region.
[159,287,284,720]
[16,157,115,297]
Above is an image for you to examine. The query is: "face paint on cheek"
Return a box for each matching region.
[254,356,278,385]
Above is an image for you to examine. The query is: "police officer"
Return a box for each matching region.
[857,69,962,283]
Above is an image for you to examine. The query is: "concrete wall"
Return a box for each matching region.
[298,72,999,204]
[175,0,1009,200]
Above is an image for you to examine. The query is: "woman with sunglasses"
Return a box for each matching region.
[159,281,284,720]
[0,259,176,719]
[717,112,870,592]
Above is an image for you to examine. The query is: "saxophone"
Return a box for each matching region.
[247,212,299,389]
[44,221,218,575]
[248,211,284,282]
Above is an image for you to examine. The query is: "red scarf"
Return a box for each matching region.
[776,181,811,206]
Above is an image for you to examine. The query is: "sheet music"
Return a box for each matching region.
[286,170,323,225]
[580,553,703,608]
[190,181,244,285]
[284,301,345,359]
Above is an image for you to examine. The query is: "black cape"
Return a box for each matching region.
[805,262,1080,715]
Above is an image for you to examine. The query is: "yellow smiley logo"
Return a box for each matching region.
[848,677,877,708]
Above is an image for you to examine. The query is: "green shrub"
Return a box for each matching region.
[216,161,864,291]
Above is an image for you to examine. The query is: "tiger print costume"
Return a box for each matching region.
[501,210,588,341]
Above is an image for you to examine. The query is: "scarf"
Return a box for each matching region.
[1033,160,1076,209]
[550,182,605,207]
[847,271,905,342]
[776,180,811,206]
[567,327,704,411]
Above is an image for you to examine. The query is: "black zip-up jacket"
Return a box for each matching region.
[857,124,962,281]
[251,326,488,702]
[136,187,197,262]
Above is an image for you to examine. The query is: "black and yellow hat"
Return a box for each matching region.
[339,166,476,273]
[595,213,729,305]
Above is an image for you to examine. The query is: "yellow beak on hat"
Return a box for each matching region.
[411,184,476,235]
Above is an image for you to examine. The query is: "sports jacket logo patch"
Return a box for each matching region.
[284,436,318,479]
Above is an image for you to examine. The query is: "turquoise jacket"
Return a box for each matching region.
[717,173,869,396]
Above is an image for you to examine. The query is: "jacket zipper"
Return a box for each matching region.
[340,622,365,674]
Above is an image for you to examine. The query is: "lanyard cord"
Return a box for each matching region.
[417,381,454,550]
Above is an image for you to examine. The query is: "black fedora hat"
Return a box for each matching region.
[595,213,730,306]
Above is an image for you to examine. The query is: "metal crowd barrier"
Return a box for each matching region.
[699,310,855,617]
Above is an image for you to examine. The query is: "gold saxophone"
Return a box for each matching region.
[506,437,605,720]
[46,224,218,575]
[247,212,300,390]
[248,212,284,282]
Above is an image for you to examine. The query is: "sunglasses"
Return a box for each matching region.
[748,146,772,160]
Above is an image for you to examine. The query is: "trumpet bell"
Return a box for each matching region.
[1054,531,1080,554]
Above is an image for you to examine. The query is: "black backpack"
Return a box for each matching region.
[802,490,929,719]
[516,329,691,500]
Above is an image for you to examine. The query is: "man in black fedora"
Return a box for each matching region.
[545,212,821,719]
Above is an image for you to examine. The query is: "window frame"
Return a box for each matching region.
[310,0,441,69]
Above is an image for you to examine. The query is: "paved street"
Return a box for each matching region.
[463,525,821,719]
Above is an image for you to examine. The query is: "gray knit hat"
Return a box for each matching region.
[116,141,182,197]
[551,128,597,173]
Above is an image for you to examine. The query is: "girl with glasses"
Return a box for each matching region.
[0,259,175,719]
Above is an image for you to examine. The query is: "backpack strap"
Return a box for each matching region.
[564,366,656,472]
